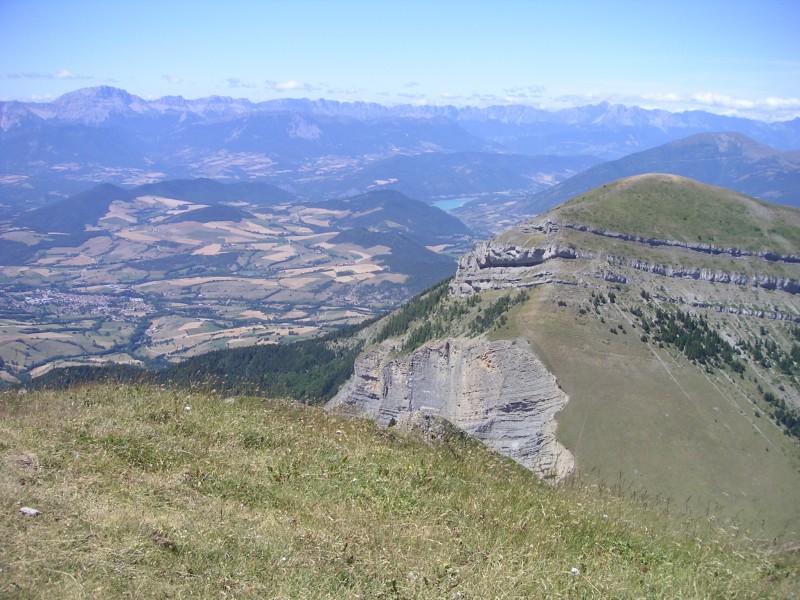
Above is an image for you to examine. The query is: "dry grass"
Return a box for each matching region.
[2,384,798,598]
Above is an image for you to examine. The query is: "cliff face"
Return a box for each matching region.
[325,336,574,482]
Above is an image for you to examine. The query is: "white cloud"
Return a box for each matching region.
[163,75,183,84]
[265,79,318,92]
[277,80,303,91]
[691,92,755,110]
[763,96,800,110]
[637,91,800,120]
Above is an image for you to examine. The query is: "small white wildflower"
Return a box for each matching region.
[602,514,609,520]
[183,405,191,411]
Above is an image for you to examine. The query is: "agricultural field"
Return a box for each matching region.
[0,185,468,382]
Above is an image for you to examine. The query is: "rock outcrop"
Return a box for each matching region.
[325,336,574,482]
[450,240,582,295]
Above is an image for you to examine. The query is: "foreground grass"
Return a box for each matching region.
[1,385,798,598]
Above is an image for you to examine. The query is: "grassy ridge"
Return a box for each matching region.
[556,174,800,252]
[2,385,798,598]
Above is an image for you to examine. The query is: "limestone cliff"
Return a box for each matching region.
[325,336,574,482]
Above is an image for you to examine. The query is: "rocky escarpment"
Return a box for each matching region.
[450,240,585,295]
[452,218,800,296]
[325,337,574,482]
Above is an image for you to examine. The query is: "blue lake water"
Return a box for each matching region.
[433,198,473,211]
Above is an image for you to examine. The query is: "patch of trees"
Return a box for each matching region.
[739,336,800,375]
[125,319,151,355]
[469,290,529,335]
[375,280,451,343]
[652,309,744,374]
[591,292,608,312]
[162,334,362,402]
[0,239,36,265]
[401,320,447,353]
[30,364,149,389]
[762,391,800,440]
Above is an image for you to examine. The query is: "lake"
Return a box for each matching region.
[433,198,473,211]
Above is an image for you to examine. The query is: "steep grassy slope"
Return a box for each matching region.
[2,385,798,598]
[508,282,800,538]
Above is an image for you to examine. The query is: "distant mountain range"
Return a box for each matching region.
[2,86,799,215]
[3,86,799,154]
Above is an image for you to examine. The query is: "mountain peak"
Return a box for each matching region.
[49,86,149,123]
[53,85,138,106]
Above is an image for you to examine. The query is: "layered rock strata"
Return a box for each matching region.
[452,218,800,296]
[325,336,574,482]
[450,240,583,295]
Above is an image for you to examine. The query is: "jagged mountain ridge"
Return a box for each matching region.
[331,174,800,539]
[3,86,799,218]
[4,87,799,149]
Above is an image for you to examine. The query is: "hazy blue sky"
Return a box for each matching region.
[1,0,799,120]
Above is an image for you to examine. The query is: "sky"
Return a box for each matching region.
[1,0,799,121]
